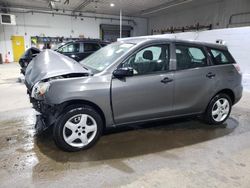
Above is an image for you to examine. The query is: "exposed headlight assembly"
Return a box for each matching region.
[31,82,50,99]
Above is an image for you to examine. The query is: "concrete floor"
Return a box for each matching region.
[0,63,250,188]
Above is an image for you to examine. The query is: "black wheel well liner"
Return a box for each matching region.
[215,89,235,104]
[60,100,106,128]
[204,88,235,115]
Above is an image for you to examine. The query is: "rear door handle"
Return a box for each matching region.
[206,72,216,79]
[161,77,173,84]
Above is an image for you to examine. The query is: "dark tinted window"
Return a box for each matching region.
[209,48,235,65]
[84,43,101,52]
[122,44,169,75]
[59,43,80,53]
[176,45,207,70]
[30,48,40,55]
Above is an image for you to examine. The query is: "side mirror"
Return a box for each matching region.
[113,67,134,78]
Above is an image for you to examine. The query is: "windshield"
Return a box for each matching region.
[80,42,135,73]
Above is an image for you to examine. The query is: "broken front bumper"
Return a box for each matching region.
[28,94,60,134]
[35,115,47,135]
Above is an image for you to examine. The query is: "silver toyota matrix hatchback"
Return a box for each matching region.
[25,37,243,151]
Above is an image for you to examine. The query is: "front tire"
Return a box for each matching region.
[204,93,232,125]
[53,105,103,152]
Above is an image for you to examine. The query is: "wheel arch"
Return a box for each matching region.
[60,100,107,128]
[205,88,235,114]
[214,89,235,104]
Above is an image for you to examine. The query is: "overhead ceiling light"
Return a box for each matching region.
[110,3,115,7]
[141,0,193,16]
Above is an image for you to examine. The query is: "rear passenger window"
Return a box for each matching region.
[84,43,101,52]
[176,45,207,70]
[122,44,169,75]
[209,48,234,65]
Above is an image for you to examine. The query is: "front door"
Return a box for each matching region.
[58,42,82,62]
[11,36,25,62]
[111,43,174,124]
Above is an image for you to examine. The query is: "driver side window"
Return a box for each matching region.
[122,44,169,75]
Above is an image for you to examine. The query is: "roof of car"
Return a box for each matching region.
[119,36,228,50]
[69,39,110,43]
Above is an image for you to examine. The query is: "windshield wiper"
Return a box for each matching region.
[81,64,89,70]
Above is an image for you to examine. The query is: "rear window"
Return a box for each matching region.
[84,43,101,52]
[175,44,207,70]
[208,48,235,65]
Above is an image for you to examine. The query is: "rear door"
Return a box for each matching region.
[173,43,217,115]
[111,43,175,124]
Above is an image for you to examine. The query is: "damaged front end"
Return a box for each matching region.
[24,50,91,134]
[27,74,89,134]
[27,82,62,134]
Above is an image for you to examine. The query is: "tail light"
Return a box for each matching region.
[233,64,242,74]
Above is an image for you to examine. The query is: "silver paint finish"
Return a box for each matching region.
[25,50,89,88]
[25,38,243,128]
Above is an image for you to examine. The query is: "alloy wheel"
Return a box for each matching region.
[212,98,230,122]
[63,114,97,148]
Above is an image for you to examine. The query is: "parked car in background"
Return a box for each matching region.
[24,37,242,151]
[19,47,40,75]
[19,39,109,75]
[55,39,110,62]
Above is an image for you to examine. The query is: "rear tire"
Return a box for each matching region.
[53,105,103,152]
[204,93,232,125]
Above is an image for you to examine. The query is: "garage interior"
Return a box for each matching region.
[0,0,250,187]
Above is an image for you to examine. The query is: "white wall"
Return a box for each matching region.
[149,0,250,34]
[157,27,250,73]
[0,12,148,62]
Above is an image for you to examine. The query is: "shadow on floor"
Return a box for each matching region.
[35,117,238,163]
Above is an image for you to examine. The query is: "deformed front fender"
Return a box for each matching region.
[44,75,115,127]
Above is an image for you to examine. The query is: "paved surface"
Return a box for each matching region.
[0,63,250,188]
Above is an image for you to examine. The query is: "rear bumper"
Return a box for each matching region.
[233,85,243,105]
[20,67,26,75]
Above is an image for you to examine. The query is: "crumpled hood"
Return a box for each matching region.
[25,50,89,88]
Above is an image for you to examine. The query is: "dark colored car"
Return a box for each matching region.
[19,39,109,75]
[25,37,242,151]
[19,47,40,75]
[55,39,110,62]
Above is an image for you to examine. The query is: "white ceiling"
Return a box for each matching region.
[0,0,199,17]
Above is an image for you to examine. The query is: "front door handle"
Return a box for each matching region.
[206,72,216,79]
[161,77,173,84]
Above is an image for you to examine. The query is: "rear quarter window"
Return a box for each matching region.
[84,43,101,52]
[208,48,235,65]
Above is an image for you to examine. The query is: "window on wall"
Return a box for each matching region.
[122,44,169,75]
[175,44,207,70]
[209,48,235,65]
